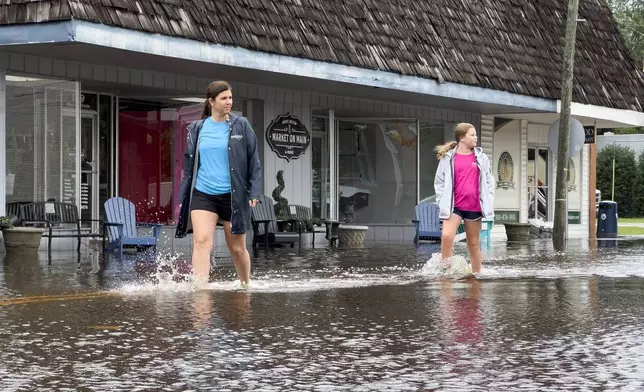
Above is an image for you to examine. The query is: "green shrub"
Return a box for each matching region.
[597,144,638,217]
[0,216,13,230]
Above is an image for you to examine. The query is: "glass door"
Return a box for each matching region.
[311,116,330,220]
[527,147,549,220]
[80,114,99,230]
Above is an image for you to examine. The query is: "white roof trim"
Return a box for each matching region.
[557,101,644,127]
[67,20,556,112]
[5,19,642,122]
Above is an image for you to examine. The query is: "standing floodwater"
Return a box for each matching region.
[1,239,644,391]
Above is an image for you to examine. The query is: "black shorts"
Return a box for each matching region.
[453,207,483,221]
[190,189,232,222]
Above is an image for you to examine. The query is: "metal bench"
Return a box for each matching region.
[20,201,104,262]
[5,201,31,225]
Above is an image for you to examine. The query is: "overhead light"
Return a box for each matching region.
[6,75,44,82]
[172,97,205,103]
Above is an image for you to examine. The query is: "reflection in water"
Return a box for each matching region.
[1,252,44,297]
[190,291,252,332]
[439,278,483,344]
[190,290,214,331]
[1,240,644,390]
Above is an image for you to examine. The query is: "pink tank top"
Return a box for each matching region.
[453,153,480,212]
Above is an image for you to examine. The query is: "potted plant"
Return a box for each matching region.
[272,170,291,231]
[504,222,532,242]
[0,216,44,254]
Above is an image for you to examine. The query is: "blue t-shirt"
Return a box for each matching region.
[195,118,231,195]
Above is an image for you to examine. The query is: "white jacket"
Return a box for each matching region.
[433,147,495,220]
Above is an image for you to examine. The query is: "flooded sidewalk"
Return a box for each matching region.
[1,239,644,390]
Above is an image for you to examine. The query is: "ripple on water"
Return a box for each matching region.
[2,243,644,390]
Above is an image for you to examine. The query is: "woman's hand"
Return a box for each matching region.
[249,199,259,208]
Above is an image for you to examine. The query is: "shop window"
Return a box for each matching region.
[419,121,454,201]
[118,99,246,224]
[5,75,79,207]
[337,119,418,224]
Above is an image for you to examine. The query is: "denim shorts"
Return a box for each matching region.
[453,207,483,221]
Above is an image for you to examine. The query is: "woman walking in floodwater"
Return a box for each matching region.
[434,123,494,273]
[175,81,262,288]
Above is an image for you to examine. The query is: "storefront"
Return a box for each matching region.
[1,2,643,249]
[0,67,608,244]
[0,66,482,244]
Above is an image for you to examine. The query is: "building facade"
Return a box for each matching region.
[0,1,643,251]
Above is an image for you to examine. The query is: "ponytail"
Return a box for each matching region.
[435,123,475,160]
[201,99,210,119]
[434,141,457,160]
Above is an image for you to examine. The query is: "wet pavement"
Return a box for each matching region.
[1,239,644,391]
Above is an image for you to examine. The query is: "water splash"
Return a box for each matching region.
[109,244,644,296]
[117,253,196,294]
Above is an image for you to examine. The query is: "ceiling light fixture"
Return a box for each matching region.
[172,97,206,103]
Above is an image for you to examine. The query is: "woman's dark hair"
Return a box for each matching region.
[201,81,232,119]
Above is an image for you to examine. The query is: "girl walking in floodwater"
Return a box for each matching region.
[434,123,495,273]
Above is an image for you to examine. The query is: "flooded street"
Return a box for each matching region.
[2,239,644,391]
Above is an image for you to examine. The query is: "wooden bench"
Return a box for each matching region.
[20,201,105,261]
[251,195,299,248]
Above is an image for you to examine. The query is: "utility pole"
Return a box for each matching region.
[553,0,580,251]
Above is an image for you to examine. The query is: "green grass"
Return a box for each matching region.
[594,218,644,225]
[619,226,644,235]
[619,218,644,224]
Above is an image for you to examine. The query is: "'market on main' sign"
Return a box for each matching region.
[266,113,311,162]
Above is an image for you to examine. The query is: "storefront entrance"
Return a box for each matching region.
[76,93,115,230]
[79,113,98,229]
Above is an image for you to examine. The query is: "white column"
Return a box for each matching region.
[114,96,119,197]
[415,118,420,204]
[519,120,529,223]
[0,69,5,216]
[480,115,494,158]
[580,144,590,228]
[329,109,337,220]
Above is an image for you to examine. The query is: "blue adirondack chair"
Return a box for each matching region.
[104,197,163,259]
[456,218,494,249]
[413,202,442,243]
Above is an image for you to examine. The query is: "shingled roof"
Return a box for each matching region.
[1,0,643,112]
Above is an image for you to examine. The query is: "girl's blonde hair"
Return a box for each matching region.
[434,122,475,160]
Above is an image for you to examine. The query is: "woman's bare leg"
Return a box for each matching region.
[222,222,251,286]
[190,210,218,284]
